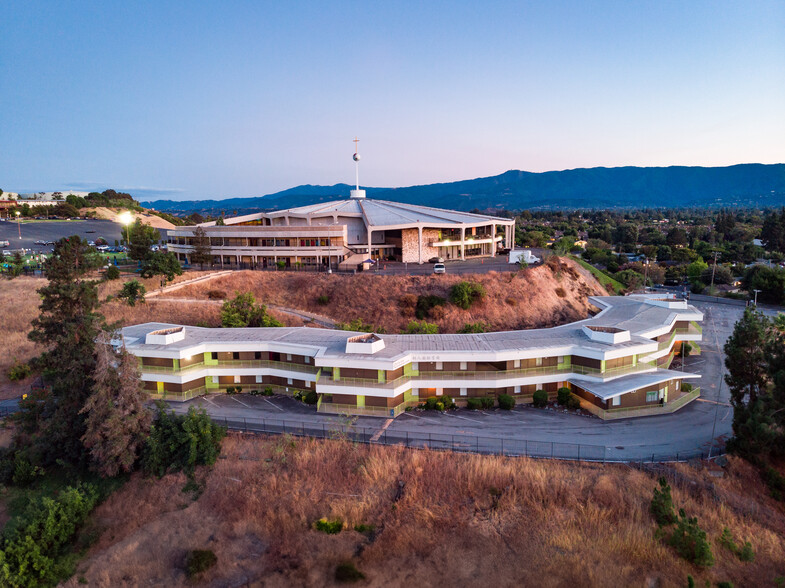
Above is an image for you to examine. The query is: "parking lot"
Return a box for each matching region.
[0,218,126,253]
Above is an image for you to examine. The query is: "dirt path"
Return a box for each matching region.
[148,297,338,329]
[145,271,234,298]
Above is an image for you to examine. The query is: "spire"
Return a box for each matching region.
[350,136,365,199]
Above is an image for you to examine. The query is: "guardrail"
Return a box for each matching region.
[202,413,722,463]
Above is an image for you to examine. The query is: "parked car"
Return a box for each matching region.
[428,256,444,263]
[433,263,446,274]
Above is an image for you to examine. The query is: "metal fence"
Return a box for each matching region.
[208,414,722,464]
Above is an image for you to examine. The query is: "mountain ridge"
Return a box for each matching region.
[141,163,785,213]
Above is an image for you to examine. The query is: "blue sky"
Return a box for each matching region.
[1,1,783,201]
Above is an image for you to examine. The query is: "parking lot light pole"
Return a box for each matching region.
[753,289,761,306]
[16,211,21,239]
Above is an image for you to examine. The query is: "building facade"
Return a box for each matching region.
[123,294,703,420]
[166,194,516,269]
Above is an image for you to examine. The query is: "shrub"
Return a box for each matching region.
[449,281,486,310]
[668,509,714,567]
[142,403,227,477]
[118,279,146,306]
[207,289,226,300]
[304,390,318,405]
[262,386,274,396]
[316,294,330,305]
[555,287,566,298]
[7,360,31,381]
[466,398,482,410]
[276,260,286,270]
[404,320,439,334]
[650,477,677,526]
[458,321,490,334]
[314,517,344,534]
[422,396,454,411]
[398,294,418,316]
[105,264,120,280]
[249,389,260,396]
[682,382,693,393]
[185,549,217,579]
[557,387,572,406]
[353,523,375,534]
[718,527,755,562]
[532,389,548,407]
[738,542,755,562]
[0,485,99,588]
[415,294,446,319]
[498,394,515,410]
[567,396,581,410]
[335,561,365,583]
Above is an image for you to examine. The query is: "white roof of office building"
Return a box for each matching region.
[121,295,702,365]
[201,198,513,229]
[568,369,700,401]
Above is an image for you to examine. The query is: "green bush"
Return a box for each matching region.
[6,360,31,381]
[304,390,318,405]
[458,321,490,334]
[557,387,571,406]
[449,281,486,310]
[682,382,693,393]
[0,485,99,588]
[567,396,581,410]
[422,396,454,411]
[316,294,330,305]
[185,549,217,579]
[11,453,45,487]
[263,386,274,396]
[738,541,755,562]
[650,477,677,526]
[404,320,439,334]
[532,389,548,407]
[668,509,714,567]
[718,527,755,562]
[249,389,260,396]
[466,397,482,410]
[498,394,515,410]
[105,264,120,280]
[314,517,344,534]
[118,279,146,306]
[142,402,227,477]
[415,294,446,319]
[335,561,365,583]
[353,523,375,534]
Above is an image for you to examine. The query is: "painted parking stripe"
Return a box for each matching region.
[261,397,285,412]
[230,396,252,408]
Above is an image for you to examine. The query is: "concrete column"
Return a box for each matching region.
[418,226,423,264]
[285,215,290,226]
[460,227,465,260]
[491,223,496,256]
[367,229,372,259]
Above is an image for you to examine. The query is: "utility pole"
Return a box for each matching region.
[709,250,719,295]
[753,289,761,307]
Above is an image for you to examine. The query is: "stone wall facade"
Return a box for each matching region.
[401,228,441,263]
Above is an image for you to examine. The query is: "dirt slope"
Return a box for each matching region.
[169,257,608,333]
[64,434,785,587]
[83,206,176,230]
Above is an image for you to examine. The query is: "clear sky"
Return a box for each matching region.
[1,1,783,201]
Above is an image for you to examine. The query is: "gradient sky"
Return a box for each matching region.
[2,1,784,201]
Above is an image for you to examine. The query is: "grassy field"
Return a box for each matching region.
[60,433,785,587]
[569,255,625,293]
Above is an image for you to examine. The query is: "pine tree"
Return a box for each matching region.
[24,236,104,465]
[189,226,212,270]
[80,334,151,477]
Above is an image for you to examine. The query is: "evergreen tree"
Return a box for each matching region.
[761,207,785,253]
[24,236,103,465]
[189,226,212,270]
[80,333,151,477]
[140,251,183,282]
[128,219,159,262]
[725,308,769,408]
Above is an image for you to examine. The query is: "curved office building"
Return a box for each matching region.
[123,293,703,420]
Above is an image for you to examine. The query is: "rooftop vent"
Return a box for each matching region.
[145,327,186,345]
[582,325,631,344]
[346,333,385,354]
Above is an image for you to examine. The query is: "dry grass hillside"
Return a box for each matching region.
[0,272,301,397]
[169,257,608,333]
[83,206,176,230]
[64,434,785,587]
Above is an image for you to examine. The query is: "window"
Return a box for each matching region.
[436,388,443,396]
[255,375,263,383]
[460,361,467,370]
[612,396,620,406]
[460,387,467,396]
[675,380,680,390]
[412,362,419,371]
[286,353,292,362]
[536,357,543,367]
[210,352,217,360]
[436,362,443,370]
[233,352,240,360]
[513,359,521,369]
[211,376,219,384]
[514,386,521,394]
[411,388,419,396]
[234,375,241,384]
[304,356,310,364]
[287,378,292,385]
[254,351,262,360]
[646,391,658,403]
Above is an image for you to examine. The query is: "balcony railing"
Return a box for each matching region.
[316,360,659,390]
[317,400,419,418]
[139,359,320,376]
[577,388,700,420]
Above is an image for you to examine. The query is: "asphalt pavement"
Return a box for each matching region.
[0,218,125,252]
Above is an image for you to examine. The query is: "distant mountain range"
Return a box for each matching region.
[141,164,785,214]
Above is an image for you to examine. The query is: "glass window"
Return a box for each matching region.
[612,396,620,406]
[646,391,658,403]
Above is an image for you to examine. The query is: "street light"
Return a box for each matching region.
[16,211,21,240]
[753,289,762,307]
[118,211,133,249]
